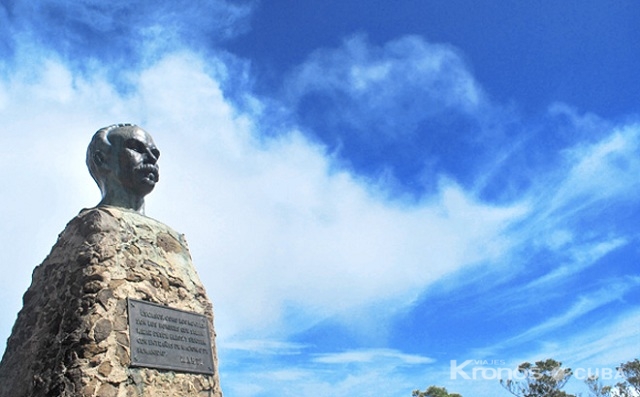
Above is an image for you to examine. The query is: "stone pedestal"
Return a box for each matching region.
[0,206,222,397]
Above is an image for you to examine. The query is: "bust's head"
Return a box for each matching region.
[87,124,160,213]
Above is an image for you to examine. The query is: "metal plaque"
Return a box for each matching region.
[127,298,214,375]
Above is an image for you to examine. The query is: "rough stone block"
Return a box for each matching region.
[0,207,222,397]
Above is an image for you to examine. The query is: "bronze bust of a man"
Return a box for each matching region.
[86,124,160,213]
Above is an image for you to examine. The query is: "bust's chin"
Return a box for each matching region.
[140,176,157,190]
[134,182,156,197]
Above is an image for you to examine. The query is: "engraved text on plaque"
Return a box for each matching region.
[128,299,214,375]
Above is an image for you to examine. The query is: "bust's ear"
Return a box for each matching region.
[93,150,108,170]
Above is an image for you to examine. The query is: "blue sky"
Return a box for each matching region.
[0,1,638,396]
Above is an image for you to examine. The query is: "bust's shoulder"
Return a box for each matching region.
[56,206,122,239]
[68,206,187,248]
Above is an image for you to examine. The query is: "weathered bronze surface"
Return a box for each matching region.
[128,299,215,375]
[87,124,160,213]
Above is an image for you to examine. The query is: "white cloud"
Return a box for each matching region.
[284,34,486,138]
[534,123,640,226]
[549,308,640,366]
[314,348,434,365]
[474,278,640,356]
[221,347,436,397]
[6,0,253,52]
[0,46,527,354]
[223,339,308,355]
[524,237,627,290]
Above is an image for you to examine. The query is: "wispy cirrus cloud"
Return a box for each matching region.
[313,348,434,365]
[522,238,628,290]
[537,124,640,223]
[221,346,436,397]
[223,339,309,355]
[470,278,640,357]
[1,0,252,75]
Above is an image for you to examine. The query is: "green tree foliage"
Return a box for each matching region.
[584,376,614,397]
[619,359,640,393]
[586,375,614,397]
[412,385,463,397]
[586,359,640,397]
[500,359,575,397]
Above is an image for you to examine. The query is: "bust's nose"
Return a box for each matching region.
[144,147,159,164]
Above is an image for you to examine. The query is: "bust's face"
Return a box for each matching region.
[108,126,160,197]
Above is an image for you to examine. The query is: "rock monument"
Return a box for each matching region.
[0,124,222,397]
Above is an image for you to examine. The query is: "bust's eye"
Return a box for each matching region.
[125,139,146,154]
